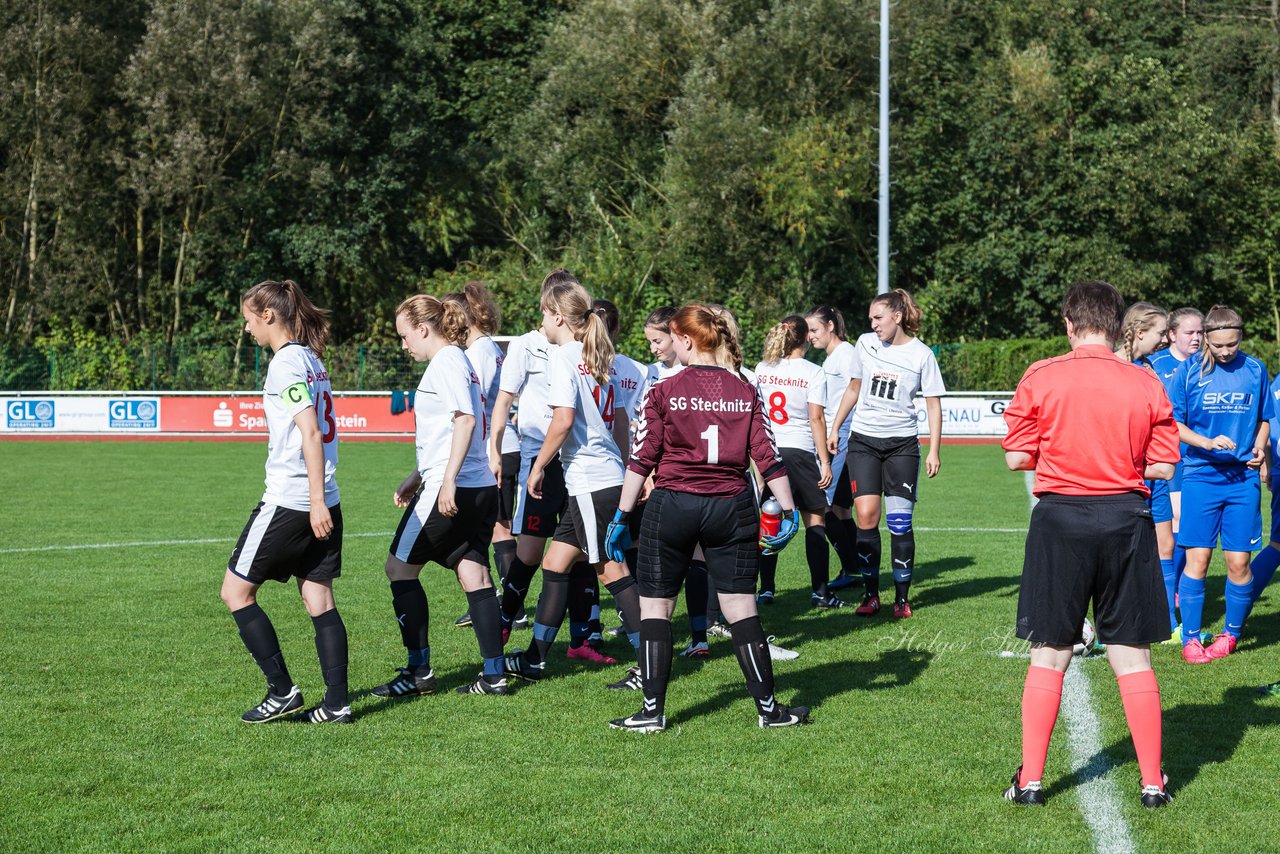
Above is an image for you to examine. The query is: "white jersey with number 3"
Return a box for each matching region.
[848,333,946,438]
[547,341,625,495]
[414,345,496,489]
[262,343,339,511]
[754,357,826,452]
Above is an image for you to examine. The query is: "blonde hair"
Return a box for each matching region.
[762,316,808,365]
[242,279,330,356]
[871,288,923,336]
[704,303,745,375]
[396,294,469,348]
[443,280,501,337]
[541,281,614,386]
[1199,304,1244,377]
[1116,302,1167,363]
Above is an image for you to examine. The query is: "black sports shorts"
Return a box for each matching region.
[637,486,759,598]
[390,484,498,569]
[228,502,343,585]
[513,454,567,538]
[1016,492,1169,646]
[848,432,920,500]
[779,447,829,513]
[552,485,623,565]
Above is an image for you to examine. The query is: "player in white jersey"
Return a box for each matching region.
[221,279,349,724]
[805,304,862,593]
[502,280,645,688]
[488,271,581,649]
[443,282,518,630]
[754,316,836,607]
[829,289,945,619]
[372,294,507,698]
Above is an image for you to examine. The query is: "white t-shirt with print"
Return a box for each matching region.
[499,330,553,453]
[262,343,340,511]
[414,345,496,488]
[848,333,946,438]
[754,357,827,452]
[821,340,860,439]
[547,341,625,495]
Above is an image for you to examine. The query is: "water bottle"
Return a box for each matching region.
[759,497,783,541]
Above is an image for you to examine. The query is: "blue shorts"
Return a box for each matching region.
[1146,479,1172,524]
[1170,459,1184,493]
[1270,485,1280,545]
[1178,466,1262,552]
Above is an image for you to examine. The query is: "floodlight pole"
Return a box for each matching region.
[877,0,890,295]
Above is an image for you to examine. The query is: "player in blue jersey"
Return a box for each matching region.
[1169,305,1272,663]
[222,279,349,724]
[1146,307,1203,636]
[1118,303,1180,637]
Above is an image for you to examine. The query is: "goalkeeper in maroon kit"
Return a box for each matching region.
[604,303,810,732]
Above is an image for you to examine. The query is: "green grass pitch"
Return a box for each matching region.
[2,441,1279,852]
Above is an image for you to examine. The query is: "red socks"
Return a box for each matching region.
[1020,666,1064,785]
[1118,669,1164,789]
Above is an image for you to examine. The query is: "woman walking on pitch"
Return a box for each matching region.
[372,294,507,697]
[221,279,349,724]
[1170,305,1272,663]
[805,305,861,598]
[829,289,945,618]
[754,315,833,604]
[605,303,809,732]
[501,280,646,689]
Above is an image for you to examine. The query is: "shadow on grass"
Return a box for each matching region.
[351,661,502,719]
[1046,686,1280,798]
[670,647,933,726]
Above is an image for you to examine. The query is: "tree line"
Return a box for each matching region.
[3,0,1279,364]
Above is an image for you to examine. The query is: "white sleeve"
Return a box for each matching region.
[546,348,579,409]
[439,349,477,416]
[848,340,865,382]
[499,336,529,395]
[919,348,946,397]
[807,363,826,407]
[266,348,313,419]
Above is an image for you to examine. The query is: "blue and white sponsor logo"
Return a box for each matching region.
[108,398,159,429]
[7,399,55,429]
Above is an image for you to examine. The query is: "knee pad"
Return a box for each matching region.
[886,496,914,536]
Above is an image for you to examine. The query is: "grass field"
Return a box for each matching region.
[2,441,1280,853]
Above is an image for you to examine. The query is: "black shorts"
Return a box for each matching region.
[1017,493,1169,646]
[390,484,498,569]
[832,460,852,508]
[553,485,623,564]
[513,454,567,538]
[228,502,343,585]
[497,451,520,524]
[848,432,920,500]
[779,447,828,513]
[638,487,759,598]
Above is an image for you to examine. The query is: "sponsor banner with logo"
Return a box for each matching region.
[914,394,1014,437]
[1,395,414,435]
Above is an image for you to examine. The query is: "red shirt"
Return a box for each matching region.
[1002,344,1180,497]
[628,365,786,496]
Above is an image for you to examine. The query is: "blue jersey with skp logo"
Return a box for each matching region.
[1170,352,1272,469]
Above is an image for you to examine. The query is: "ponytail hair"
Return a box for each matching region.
[762,315,808,365]
[645,305,677,333]
[805,304,846,341]
[591,298,621,343]
[671,303,744,377]
[242,279,330,356]
[1199,304,1244,377]
[396,294,469,348]
[542,281,614,386]
[445,280,501,336]
[871,288,923,336]
[1116,302,1167,363]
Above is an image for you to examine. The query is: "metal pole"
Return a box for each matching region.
[878,0,890,295]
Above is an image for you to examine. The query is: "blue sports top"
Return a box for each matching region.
[1268,373,1280,461]
[1170,351,1273,469]
[1146,347,1187,401]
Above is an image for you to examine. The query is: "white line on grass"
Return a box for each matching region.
[1023,472,1136,854]
[0,531,396,554]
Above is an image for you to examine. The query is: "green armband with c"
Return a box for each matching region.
[284,381,312,407]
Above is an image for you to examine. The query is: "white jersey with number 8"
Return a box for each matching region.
[754,357,827,453]
[262,342,340,511]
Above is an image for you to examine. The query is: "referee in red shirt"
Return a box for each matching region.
[1001,280,1180,808]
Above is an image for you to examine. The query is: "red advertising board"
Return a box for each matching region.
[161,395,412,435]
